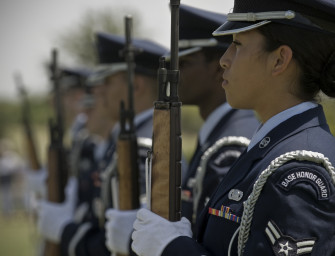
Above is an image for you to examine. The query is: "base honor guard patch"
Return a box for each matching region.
[265,220,316,255]
[277,167,330,200]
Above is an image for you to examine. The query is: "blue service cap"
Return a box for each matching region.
[59,67,92,90]
[164,4,230,59]
[96,32,168,77]
[213,0,335,37]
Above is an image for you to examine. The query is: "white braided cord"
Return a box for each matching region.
[237,150,335,256]
[192,136,250,223]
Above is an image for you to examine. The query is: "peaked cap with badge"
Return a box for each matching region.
[213,0,335,36]
[59,67,92,91]
[178,4,230,57]
[95,32,168,79]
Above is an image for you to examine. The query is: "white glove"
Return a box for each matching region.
[37,176,78,243]
[132,208,192,256]
[105,208,138,254]
[25,167,47,198]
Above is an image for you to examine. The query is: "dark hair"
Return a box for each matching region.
[257,23,335,100]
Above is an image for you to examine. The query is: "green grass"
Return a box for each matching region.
[0,211,40,256]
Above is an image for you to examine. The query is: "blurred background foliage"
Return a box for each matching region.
[57,7,143,66]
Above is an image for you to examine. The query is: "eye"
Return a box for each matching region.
[232,40,241,46]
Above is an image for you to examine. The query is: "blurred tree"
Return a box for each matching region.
[56,7,143,66]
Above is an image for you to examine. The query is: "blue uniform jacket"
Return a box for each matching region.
[182,108,259,232]
[163,105,335,256]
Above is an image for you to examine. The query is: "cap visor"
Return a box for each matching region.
[163,47,203,61]
[213,20,271,36]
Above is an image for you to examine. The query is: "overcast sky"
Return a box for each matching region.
[0,0,234,100]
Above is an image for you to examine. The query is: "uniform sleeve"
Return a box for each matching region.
[61,222,110,256]
[162,236,213,256]
[242,161,335,256]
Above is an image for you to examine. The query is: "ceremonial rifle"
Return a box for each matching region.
[45,48,68,256]
[15,73,41,171]
[149,0,182,221]
[117,15,140,212]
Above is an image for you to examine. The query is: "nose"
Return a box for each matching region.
[219,44,233,70]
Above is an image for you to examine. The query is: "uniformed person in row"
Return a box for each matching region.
[37,33,170,256]
[131,0,335,255]
[26,66,92,201]
[101,32,185,256]
[176,4,259,233]
[103,5,259,256]
[35,66,105,247]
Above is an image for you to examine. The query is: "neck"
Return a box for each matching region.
[198,98,226,120]
[256,97,304,123]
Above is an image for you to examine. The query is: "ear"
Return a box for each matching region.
[271,45,293,76]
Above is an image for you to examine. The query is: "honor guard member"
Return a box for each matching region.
[176,4,259,233]
[35,66,106,245]
[131,0,335,255]
[47,33,169,256]
[60,68,100,196]
[27,66,92,201]
[68,72,113,230]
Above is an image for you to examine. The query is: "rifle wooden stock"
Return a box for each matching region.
[45,128,67,256]
[44,142,67,256]
[117,136,140,210]
[46,136,67,202]
[150,0,182,222]
[151,102,182,221]
[24,122,41,170]
[45,145,64,256]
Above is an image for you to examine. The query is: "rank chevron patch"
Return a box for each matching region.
[265,220,316,256]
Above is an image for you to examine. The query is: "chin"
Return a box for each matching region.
[227,99,251,110]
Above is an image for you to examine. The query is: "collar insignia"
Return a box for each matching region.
[259,137,271,148]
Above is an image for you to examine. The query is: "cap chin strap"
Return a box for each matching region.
[227,10,295,22]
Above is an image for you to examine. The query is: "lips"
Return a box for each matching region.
[222,77,228,87]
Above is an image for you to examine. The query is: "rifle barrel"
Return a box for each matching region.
[15,73,41,171]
